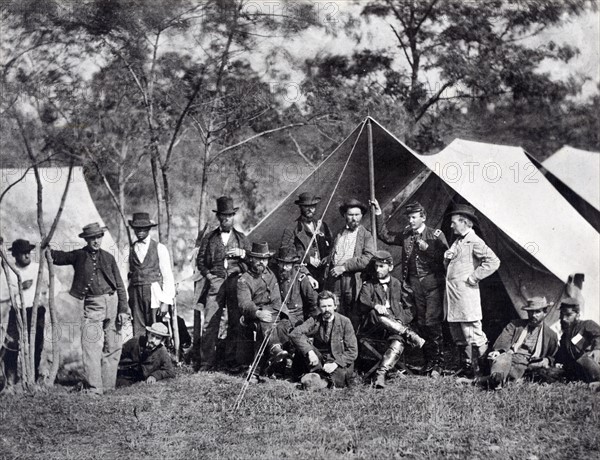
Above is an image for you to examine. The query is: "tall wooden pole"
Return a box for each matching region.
[367,119,377,249]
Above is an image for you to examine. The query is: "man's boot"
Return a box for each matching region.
[473,343,488,377]
[456,344,473,378]
[374,340,403,389]
[378,316,425,348]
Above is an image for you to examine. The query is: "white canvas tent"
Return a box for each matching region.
[1,166,127,381]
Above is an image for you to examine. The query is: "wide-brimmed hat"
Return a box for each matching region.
[521,296,552,311]
[128,212,158,228]
[78,223,107,239]
[9,239,36,255]
[146,322,171,337]
[248,242,275,259]
[294,192,321,206]
[276,246,300,263]
[404,201,425,215]
[559,297,580,312]
[339,198,368,216]
[300,372,329,390]
[212,196,239,215]
[372,250,393,265]
[445,204,479,225]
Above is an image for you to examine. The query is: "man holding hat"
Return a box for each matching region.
[51,223,129,395]
[126,212,175,338]
[196,196,250,371]
[117,322,175,386]
[1,239,48,387]
[237,242,291,375]
[468,297,558,389]
[370,199,448,376]
[555,298,600,384]
[325,198,375,327]
[275,246,318,327]
[444,204,500,377]
[358,250,425,388]
[281,192,333,286]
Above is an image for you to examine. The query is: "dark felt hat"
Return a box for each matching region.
[248,242,275,259]
[372,250,394,265]
[294,192,321,206]
[9,239,36,255]
[560,297,581,312]
[213,196,239,215]
[404,201,425,215]
[521,296,552,311]
[445,204,479,225]
[339,198,368,217]
[276,246,300,263]
[128,212,158,228]
[78,223,107,239]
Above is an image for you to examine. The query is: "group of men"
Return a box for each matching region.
[2,192,599,394]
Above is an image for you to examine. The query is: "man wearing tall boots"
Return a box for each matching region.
[444,205,500,377]
[358,251,425,388]
[371,199,448,377]
[51,223,129,395]
[196,196,250,371]
[127,212,175,337]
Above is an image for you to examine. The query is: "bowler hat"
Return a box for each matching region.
[521,296,552,311]
[276,246,300,263]
[9,239,36,255]
[128,212,158,228]
[372,250,393,265]
[445,204,479,225]
[78,223,107,239]
[294,192,321,206]
[339,198,368,217]
[404,202,425,215]
[300,372,328,390]
[213,196,239,215]
[248,242,275,259]
[145,322,171,337]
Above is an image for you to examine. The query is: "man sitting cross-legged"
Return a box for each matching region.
[358,250,425,388]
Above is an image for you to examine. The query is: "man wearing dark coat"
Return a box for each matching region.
[117,322,175,386]
[556,298,600,384]
[196,196,251,371]
[470,297,558,390]
[274,246,318,327]
[289,290,358,388]
[358,251,425,388]
[281,192,333,287]
[325,199,375,327]
[371,199,448,376]
[51,223,129,395]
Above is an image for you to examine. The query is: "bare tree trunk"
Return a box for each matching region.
[44,249,60,385]
[196,140,212,245]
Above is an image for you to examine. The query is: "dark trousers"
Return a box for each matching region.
[295,347,354,388]
[326,274,357,327]
[409,274,444,365]
[564,354,600,383]
[128,284,156,337]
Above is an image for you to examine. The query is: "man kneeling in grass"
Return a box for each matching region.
[289,291,358,388]
[460,297,558,390]
[117,322,175,386]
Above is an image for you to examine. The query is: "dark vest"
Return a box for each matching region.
[129,239,162,286]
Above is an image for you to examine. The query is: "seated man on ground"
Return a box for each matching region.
[358,250,425,388]
[464,297,558,389]
[289,290,358,388]
[117,322,175,386]
[555,298,600,388]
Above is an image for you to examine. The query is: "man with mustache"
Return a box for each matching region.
[325,199,375,328]
[465,297,558,390]
[117,322,175,386]
[289,290,358,388]
[51,223,129,395]
[281,193,332,287]
[555,298,600,386]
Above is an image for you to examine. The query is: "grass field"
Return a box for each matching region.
[1,367,599,460]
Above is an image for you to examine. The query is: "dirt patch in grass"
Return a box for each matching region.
[1,369,598,459]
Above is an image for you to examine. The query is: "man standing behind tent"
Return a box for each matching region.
[370,199,448,376]
[127,212,175,338]
[325,199,375,327]
[281,193,333,287]
[444,205,500,377]
[51,223,129,395]
[196,196,250,371]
